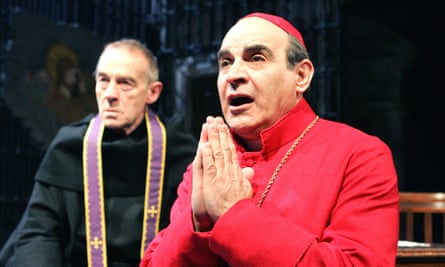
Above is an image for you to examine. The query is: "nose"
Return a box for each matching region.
[226,60,248,89]
[101,81,118,104]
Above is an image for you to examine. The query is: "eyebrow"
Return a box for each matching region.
[94,71,108,78]
[217,49,230,60]
[245,44,273,57]
[94,72,136,83]
[218,44,273,60]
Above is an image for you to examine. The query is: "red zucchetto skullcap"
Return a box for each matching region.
[242,12,306,49]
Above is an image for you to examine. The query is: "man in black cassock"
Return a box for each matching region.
[0,38,197,267]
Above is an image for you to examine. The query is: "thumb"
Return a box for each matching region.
[242,167,255,181]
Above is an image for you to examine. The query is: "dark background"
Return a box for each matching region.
[347,0,444,191]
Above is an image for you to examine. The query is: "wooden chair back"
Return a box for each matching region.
[399,192,445,243]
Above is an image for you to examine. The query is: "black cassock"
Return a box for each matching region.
[0,112,197,267]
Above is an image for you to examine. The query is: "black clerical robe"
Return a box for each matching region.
[0,112,197,267]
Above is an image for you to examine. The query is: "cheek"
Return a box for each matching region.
[216,83,227,105]
[216,75,224,93]
[95,90,102,102]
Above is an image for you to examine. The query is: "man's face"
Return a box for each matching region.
[95,47,152,135]
[217,17,300,140]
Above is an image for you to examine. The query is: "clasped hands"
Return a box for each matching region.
[192,116,254,232]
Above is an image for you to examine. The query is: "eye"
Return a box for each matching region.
[97,77,109,88]
[219,58,232,68]
[251,54,265,62]
[117,79,134,91]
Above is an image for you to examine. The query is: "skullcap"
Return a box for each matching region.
[243,12,306,49]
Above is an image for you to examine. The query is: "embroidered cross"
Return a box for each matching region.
[148,205,158,218]
[90,236,103,249]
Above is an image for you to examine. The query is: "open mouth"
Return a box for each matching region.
[230,96,253,106]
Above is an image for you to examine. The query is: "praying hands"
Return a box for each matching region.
[191,116,254,232]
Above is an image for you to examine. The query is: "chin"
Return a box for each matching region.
[102,119,121,129]
[227,119,252,132]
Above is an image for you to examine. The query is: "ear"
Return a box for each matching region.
[295,59,314,94]
[146,81,163,104]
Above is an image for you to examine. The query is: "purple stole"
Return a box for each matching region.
[82,108,166,267]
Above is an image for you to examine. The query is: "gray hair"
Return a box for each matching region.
[286,35,309,70]
[98,38,159,82]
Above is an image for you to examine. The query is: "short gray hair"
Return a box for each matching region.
[286,34,309,70]
[98,38,159,82]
